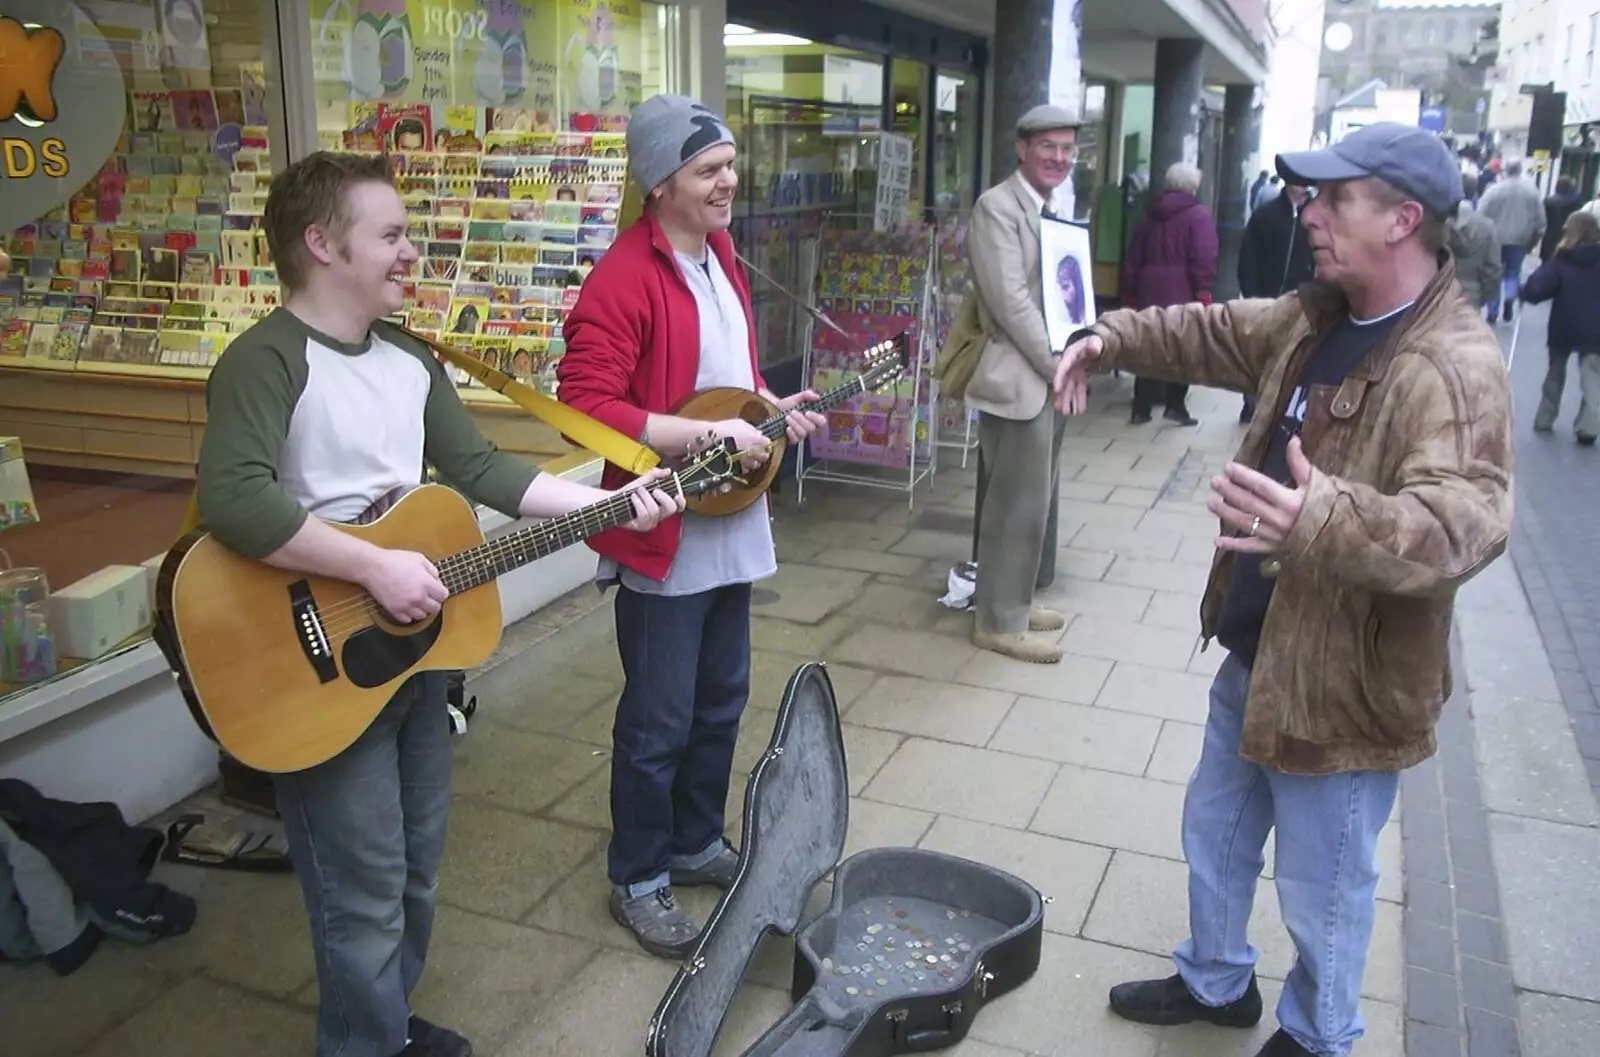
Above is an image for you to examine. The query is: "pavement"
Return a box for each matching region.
[1,322,1594,1056]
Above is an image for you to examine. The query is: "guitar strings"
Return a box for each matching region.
[305,486,664,638]
[302,443,736,638]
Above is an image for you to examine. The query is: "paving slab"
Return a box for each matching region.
[1471,687,1600,826]
[1488,811,1600,1003]
[861,738,1058,828]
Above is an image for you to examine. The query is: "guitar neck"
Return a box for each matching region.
[757,376,866,439]
[434,490,641,595]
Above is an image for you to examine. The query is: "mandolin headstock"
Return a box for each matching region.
[859,331,911,393]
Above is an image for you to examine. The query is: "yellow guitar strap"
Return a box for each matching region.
[176,326,659,537]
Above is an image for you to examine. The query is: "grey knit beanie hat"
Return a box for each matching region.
[625,94,736,194]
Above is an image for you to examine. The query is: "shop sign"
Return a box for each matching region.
[0,0,127,233]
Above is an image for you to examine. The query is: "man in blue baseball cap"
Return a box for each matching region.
[1047,123,1513,1057]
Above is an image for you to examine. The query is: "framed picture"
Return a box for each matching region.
[1040,216,1095,353]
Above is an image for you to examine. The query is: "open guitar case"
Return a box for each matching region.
[647,663,1045,1057]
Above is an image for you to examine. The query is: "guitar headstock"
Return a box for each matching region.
[860,331,912,393]
[677,435,744,496]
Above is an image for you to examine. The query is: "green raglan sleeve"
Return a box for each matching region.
[193,324,311,558]
[407,339,539,519]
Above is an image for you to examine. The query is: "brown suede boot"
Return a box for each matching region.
[972,630,1063,664]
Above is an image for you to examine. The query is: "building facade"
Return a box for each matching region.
[1319,0,1499,138]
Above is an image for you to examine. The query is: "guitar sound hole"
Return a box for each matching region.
[341,614,444,689]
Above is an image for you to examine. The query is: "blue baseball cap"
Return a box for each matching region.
[1276,122,1463,217]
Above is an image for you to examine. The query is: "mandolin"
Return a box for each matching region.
[668,332,912,516]
[153,438,742,773]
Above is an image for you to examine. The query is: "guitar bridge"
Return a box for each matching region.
[288,580,339,685]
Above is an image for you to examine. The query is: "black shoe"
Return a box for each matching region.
[1580,434,1597,447]
[1164,407,1199,427]
[1108,972,1263,1027]
[1131,409,1153,425]
[1254,1028,1314,1056]
[669,840,740,889]
[406,1016,473,1057]
[1503,303,1515,323]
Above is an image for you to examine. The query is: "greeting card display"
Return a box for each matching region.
[798,223,942,503]
[1,84,278,378]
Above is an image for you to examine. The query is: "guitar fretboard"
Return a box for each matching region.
[433,490,645,595]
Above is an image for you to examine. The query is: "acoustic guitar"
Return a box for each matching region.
[153,439,742,774]
[669,332,911,516]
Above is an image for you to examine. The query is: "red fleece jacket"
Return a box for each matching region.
[556,210,766,581]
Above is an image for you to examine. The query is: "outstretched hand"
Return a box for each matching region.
[1052,334,1103,415]
[1209,435,1313,553]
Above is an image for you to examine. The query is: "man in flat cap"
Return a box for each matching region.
[963,103,1079,664]
[557,94,825,958]
[1052,122,1513,1056]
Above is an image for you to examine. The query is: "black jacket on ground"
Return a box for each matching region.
[1541,191,1584,261]
[0,779,195,972]
[1522,242,1600,352]
[1237,193,1315,298]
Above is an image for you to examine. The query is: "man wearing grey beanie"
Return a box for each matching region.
[556,94,826,959]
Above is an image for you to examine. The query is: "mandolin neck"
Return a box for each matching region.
[756,376,867,439]
[431,490,643,595]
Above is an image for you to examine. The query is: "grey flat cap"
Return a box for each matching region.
[1016,104,1076,137]
[1277,122,1463,216]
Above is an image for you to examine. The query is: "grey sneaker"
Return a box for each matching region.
[609,887,700,959]
[670,842,741,889]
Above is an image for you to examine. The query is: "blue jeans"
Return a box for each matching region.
[1173,654,1398,1056]
[1487,244,1527,319]
[609,583,751,896]
[274,672,452,1057]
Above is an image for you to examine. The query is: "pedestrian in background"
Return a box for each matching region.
[1540,175,1583,262]
[1521,208,1600,445]
[1446,200,1503,316]
[1236,182,1315,423]
[1477,158,1545,323]
[1121,161,1218,426]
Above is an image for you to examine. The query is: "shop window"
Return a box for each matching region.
[890,57,928,220]
[309,0,674,400]
[0,0,285,700]
[724,27,897,367]
[932,69,978,216]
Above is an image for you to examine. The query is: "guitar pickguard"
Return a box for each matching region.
[341,615,444,689]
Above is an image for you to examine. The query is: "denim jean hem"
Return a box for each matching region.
[671,837,725,871]
[618,873,670,900]
[1172,962,1255,1008]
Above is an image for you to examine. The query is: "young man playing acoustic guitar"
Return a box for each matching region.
[557,95,828,958]
[192,151,682,1057]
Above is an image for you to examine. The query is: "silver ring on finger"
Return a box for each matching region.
[1249,515,1261,537]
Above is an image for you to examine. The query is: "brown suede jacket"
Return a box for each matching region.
[1089,256,1513,774]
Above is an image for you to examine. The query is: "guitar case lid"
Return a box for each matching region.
[646,663,1046,1057]
[647,662,851,1057]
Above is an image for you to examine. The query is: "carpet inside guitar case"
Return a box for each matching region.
[647,662,1045,1057]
